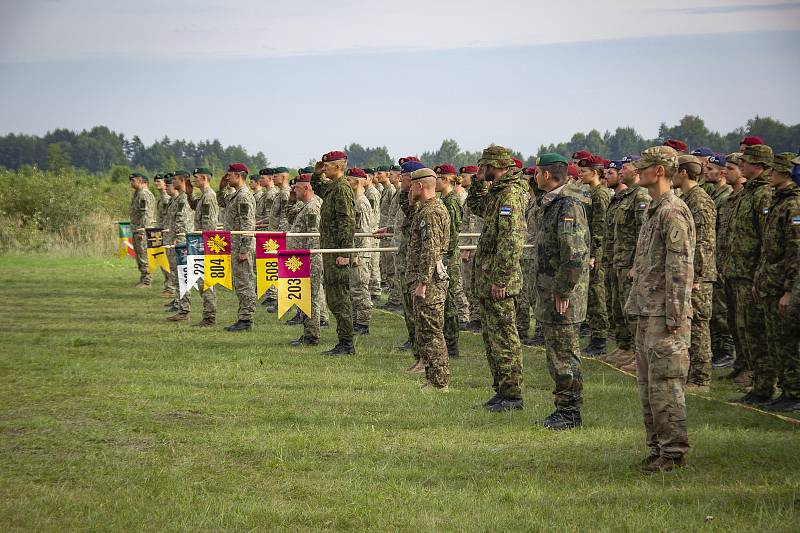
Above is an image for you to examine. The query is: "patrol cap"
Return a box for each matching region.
[772,152,796,173]
[536,153,569,166]
[346,167,367,179]
[410,168,437,181]
[193,167,212,176]
[678,155,703,172]
[663,139,688,153]
[478,145,515,169]
[726,152,743,166]
[633,146,679,170]
[690,147,714,157]
[708,155,726,167]
[740,144,774,166]
[273,166,290,174]
[400,161,425,174]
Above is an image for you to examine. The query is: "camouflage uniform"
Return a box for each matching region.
[399,189,419,356]
[269,185,291,231]
[388,188,407,307]
[313,173,355,344]
[257,186,276,229]
[454,189,470,324]
[441,190,463,353]
[612,185,651,350]
[709,183,735,362]
[586,183,612,341]
[754,174,800,400]
[167,190,195,313]
[460,198,484,324]
[130,186,155,284]
[717,188,744,367]
[515,185,534,337]
[221,185,257,321]
[156,189,173,290]
[365,184,382,298]
[379,182,397,284]
[625,184,695,461]
[519,188,541,338]
[407,195,451,387]
[604,188,623,342]
[352,190,375,327]
[722,152,773,377]
[682,185,716,386]
[287,195,325,343]
[190,187,219,322]
[466,161,526,401]
[533,183,590,414]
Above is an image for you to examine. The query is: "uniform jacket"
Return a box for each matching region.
[406,196,450,305]
[755,182,800,295]
[312,174,355,251]
[130,188,155,229]
[723,174,773,281]
[612,184,651,269]
[224,186,256,252]
[681,185,716,282]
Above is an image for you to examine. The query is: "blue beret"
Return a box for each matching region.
[400,161,426,174]
[608,160,623,170]
[621,155,640,163]
[709,155,726,167]
[691,146,714,157]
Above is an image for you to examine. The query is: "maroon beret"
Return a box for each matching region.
[512,158,523,168]
[322,150,348,162]
[663,139,688,152]
[297,173,312,182]
[523,166,537,175]
[567,162,580,178]
[741,135,764,146]
[434,163,457,175]
[227,162,249,173]
[571,150,593,160]
[578,155,605,168]
[459,165,478,174]
[398,156,420,165]
[346,167,367,179]
[602,158,611,169]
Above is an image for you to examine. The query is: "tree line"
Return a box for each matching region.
[1,116,797,177]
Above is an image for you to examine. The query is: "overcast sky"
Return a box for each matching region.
[1,0,799,164]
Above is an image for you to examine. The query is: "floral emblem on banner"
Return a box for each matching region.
[207,234,227,254]
[262,238,279,253]
[285,256,303,273]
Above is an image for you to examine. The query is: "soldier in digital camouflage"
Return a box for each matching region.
[165,170,195,321]
[531,153,590,430]
[153,173,174,294]
[459,166,483,332]
[312,151,356,355]
[346,168,375,335]
[129,172,155,288]
[603,161,626,353]
[752,152,800,413]
[725,144,774,400]
[161,175,180,311]
[625,146,695,474]
[186,167,219,327]
[364,170,383,302]
[434,164,463,358]
[407,167,451,390]
[466,145,527,412]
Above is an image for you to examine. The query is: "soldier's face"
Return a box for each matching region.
[740,161,763,179]
[460,174,472,188]
[638,165,659,186]
[166,183,176,195]
[724,164,741,184]
[606,168,619,186]
[129,178,138,190]
[579,167,596,184]
[768,171,790,189]
[620,164,639,185]
[704,162,720,183]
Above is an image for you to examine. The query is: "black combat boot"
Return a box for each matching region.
[397,340,413,351]
[323,340,356,356]
[582,337,607,356]
[286,311,303,326]
[290,336,319,347]
[224,320,252,332]
[447,345,460,358]
[541,410,582,431]
[353,323,370,335]
[485,396,524,412]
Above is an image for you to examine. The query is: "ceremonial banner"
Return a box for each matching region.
[118,222,135,259]
[186,234,204,290]
[175,243,189,297]
[277,249,312,319]
[203,231,232,290]
[145,228,170,273]
[255,232,286,298]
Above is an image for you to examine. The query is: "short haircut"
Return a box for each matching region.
[539,163,568,182]
[679,162,701,181]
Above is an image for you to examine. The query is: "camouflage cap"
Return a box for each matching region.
[726,152,743,166]
[677,154,703,167]
[633,146,679,170]
[740,144,774,166]
[477,145,516,169]
[772,152,796,174]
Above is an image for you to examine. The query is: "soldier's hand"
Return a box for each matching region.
[238,252,248,262]
[779,291,791,314]
[667,326,680,335]
[461,250,471,262]
[375,226,389,235]
[491,284,506,301]
[626,268,634,281]
[589,257,595,270]
[751,286,762,305]
[314,161,324,173]
[415,283,427,300]
[554,292,570,315]
[335,256,350,267]
[692,282,700,291]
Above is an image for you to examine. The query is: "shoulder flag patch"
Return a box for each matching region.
[792,215,800,225]
[763,208,769,215]
[499,205,513,216]
[637,202,648,209]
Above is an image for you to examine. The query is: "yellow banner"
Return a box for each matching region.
[119,237,134,259]
[256,257,279,299]
[147,247,170,273]
[278,277,311,319]
[204,255,232,290]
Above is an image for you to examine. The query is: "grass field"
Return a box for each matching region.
[1,255,798,531]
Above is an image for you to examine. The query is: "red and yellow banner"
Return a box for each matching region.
[277,249,312,319]
[203,231,232,290]
[145,228,170,273]
[255,232,286,298]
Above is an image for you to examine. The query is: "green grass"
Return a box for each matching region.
[0,255,798,531]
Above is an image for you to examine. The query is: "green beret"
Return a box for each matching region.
[478,145,516,169]
[193,167,212,176]
[153,174,163,181]
[129,172,144,179]
[741,144,774,166]
[536,153,569,166]
[273,166,290,174]
[633,146,679,170]
[772,152,795,174]
[376,165,392,172]
[163,175,174,184]
[173,169,191,177]
[140,174,149,181]
[249,174,260,181]
[391,165,402,172]
[300,166,314,174]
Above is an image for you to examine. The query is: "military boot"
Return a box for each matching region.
[285,311,303,326]
[730,391,772,406]
[640,455,684,474]
[353,323,370,335]
[466,319,482,332]
[322,340,356,356]
[194,318,215,327]
[579,323,591,337]
[767,395,800,413]
[397,340,413,351]
[224,320,252,332]
[485,397,523,412]
[541,410,582,430]
[290,336,319,347]
[167,312,189,322]
[447,345,460,358]
[483,392,503,407]
[582,337,607,356]
[406,359,425,373]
